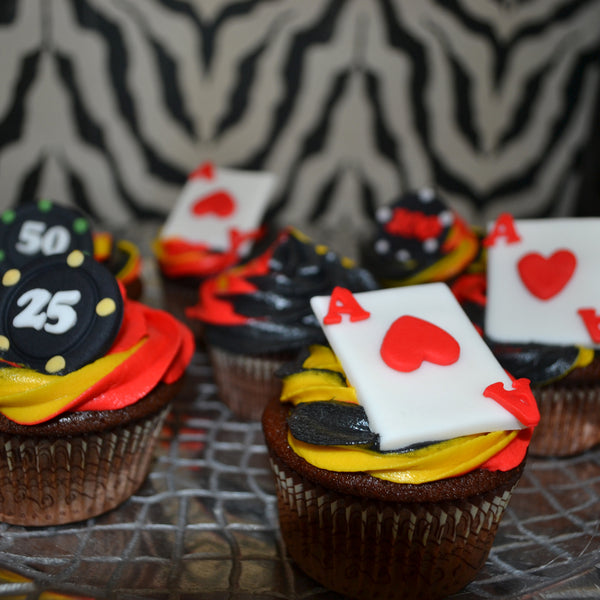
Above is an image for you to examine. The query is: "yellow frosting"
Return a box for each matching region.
[0,342,141,423]
[282,344,518,484]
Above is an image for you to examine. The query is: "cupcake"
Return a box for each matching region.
[360,189,479,287]
[153,162,276,333]
[263,283,539,600]
[454,213,600,457]
[0,199,144,300]
[0,251,194,525]
[186,227,377,421]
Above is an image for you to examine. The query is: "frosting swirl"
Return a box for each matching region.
[153,227,265,278]
[186,228,377,354]
[0,293,195,425]
[360,190,479,286]
[279,345,534,484]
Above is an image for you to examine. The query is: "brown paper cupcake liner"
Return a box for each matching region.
[0,406,169,526]
[268,449,518,600]
[262,397,525,600]
[208,345,296,421]
[529,383,600,457]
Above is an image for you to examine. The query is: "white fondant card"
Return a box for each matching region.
[484,216,600,347]
[160,163,277,251]
[310,283,526,451]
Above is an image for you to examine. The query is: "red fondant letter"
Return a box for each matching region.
[577,308,600,343]
[483,378,540,427]
[323,287,370,325]
[483,213,521,247]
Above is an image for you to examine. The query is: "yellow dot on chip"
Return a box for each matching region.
[2,269,21,287]
[67,250,85,268]
[0,336,9,351]
[96,298,116,317]
[315,244,329,255]
[46,355,66,374]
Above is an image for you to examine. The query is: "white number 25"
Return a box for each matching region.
[13,289,81,334]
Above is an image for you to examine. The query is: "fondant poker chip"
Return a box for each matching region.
[0,251,123,374]
[0,200,94,271]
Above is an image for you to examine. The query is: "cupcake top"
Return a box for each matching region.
[278,283,539,485]
[186,228,377,354]
[154,162,276,278]
[360,189,479,286]
[0,251,194,425]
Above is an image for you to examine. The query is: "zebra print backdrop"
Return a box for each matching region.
[1,0,599,234]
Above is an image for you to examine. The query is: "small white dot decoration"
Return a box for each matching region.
[395,249,412,262]
[439,210,454,227]
[418,188,435,202]
[424,238,439,253]
[374,239,390,254]
[376,206,392,223]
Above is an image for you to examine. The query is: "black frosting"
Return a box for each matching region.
[204,231,377,354]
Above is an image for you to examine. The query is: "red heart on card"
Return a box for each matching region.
[517,249,576,300]
[380,315,460,372]
[192,190,236,218]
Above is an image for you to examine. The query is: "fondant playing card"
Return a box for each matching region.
[310,283,528,451]
[484,215,600,347]
[160,162,277,252]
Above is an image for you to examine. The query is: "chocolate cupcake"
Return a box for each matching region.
[263,284,538,600]
[0,252,194,525]
[360,189,479,287]
[186,227,377,420]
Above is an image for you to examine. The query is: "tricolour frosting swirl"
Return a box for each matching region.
[0,293,195,425]
[360,190,479,286]
[279,345,534,485]
[153,227,265,278]
[186,228,377,354]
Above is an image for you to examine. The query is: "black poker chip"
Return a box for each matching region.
[0,200,94,272]
[0,251,124,374]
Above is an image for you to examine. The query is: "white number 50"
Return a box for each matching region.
[16,220,71,256]
[13,289,81,334]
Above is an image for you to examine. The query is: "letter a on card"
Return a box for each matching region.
[310,284,527,451]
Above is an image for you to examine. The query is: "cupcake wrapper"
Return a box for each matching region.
[0,407,169,526]
[530,383,600,457]
[208,346,293,421]
[268,449,518,600]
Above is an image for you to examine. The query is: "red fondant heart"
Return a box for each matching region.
[192,190,236,218]
[517,249,576,300]
[380,315,460,373]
